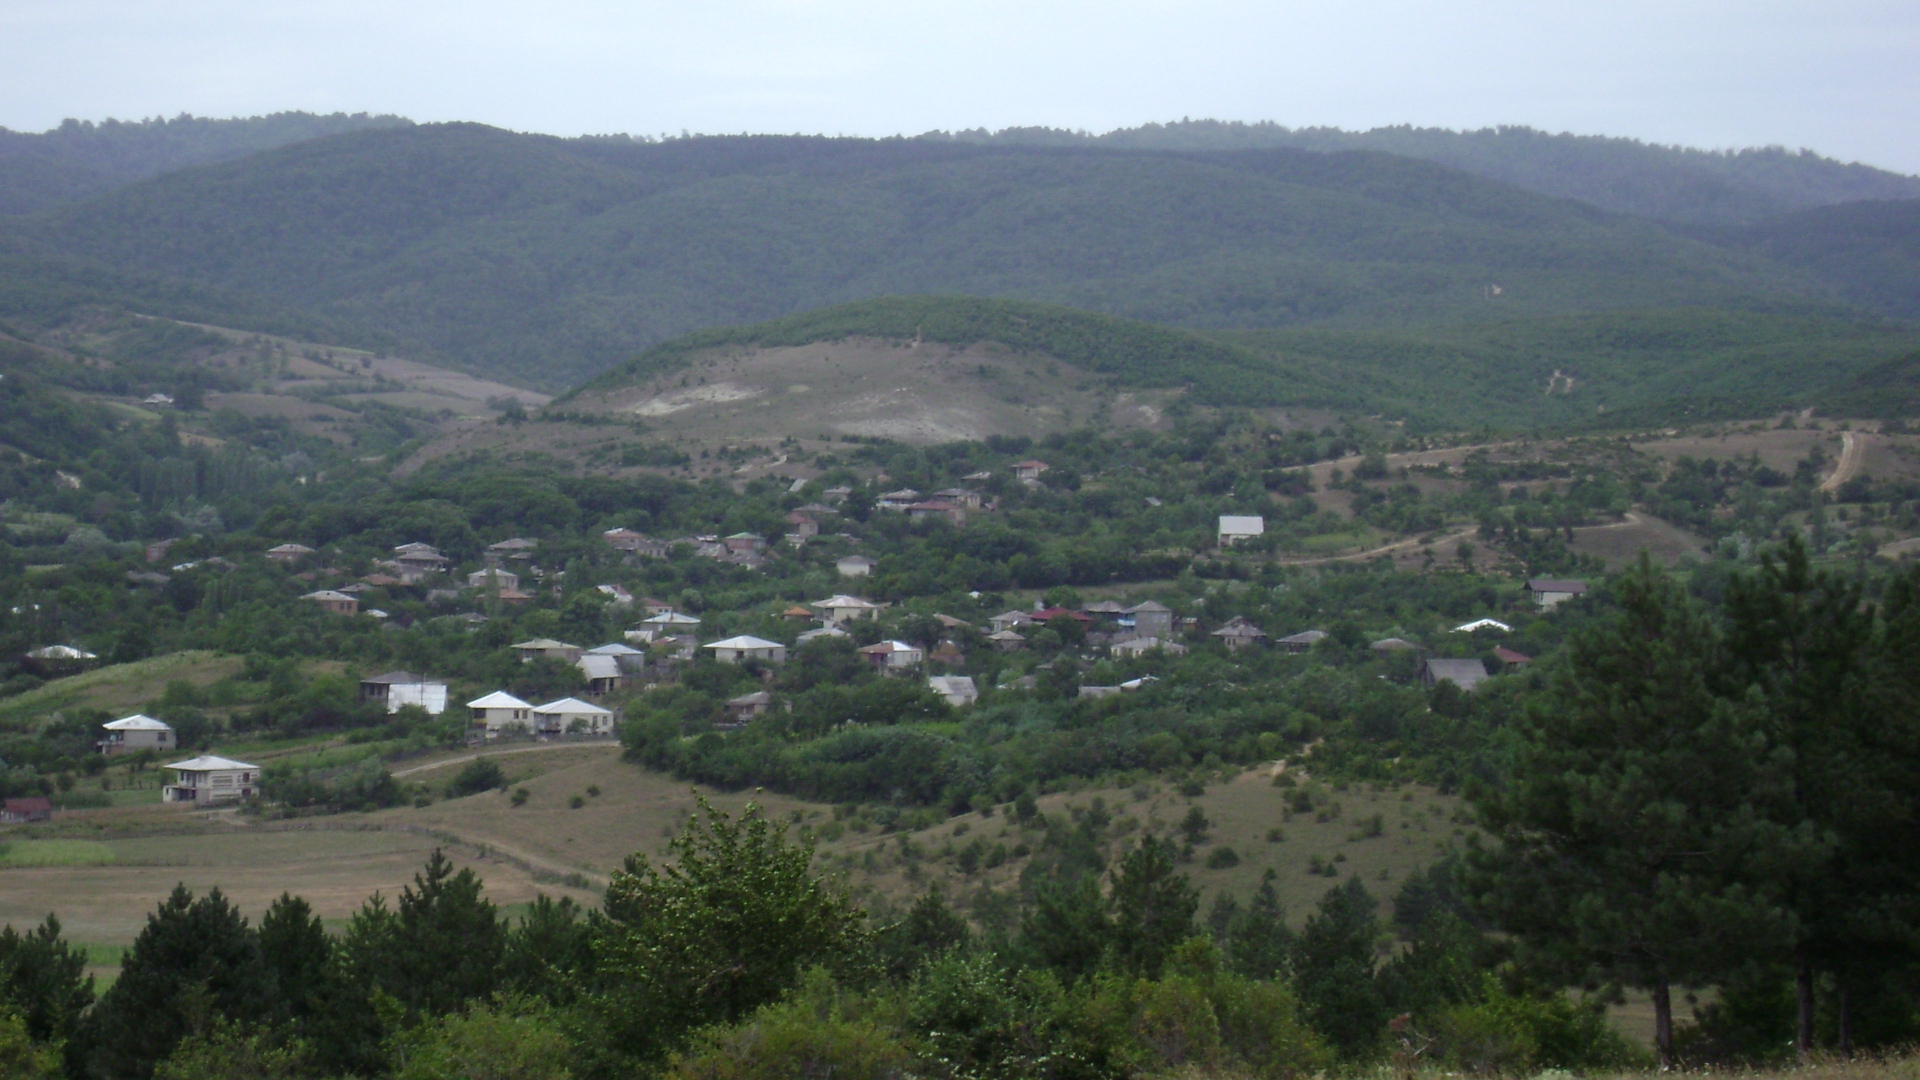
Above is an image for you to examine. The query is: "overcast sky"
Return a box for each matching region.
[4,0,1917,173]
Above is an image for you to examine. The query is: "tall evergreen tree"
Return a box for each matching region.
[0,915,93,1047]
[1221,869,1293,980]
[1725,541,1920,1056]
[256,894,330,1025]
[1291,876,1386,1059]
[1106,837,1198,977]
[1017,876,1110,983]
[84,885,270,1080]
[1468,556,1787,1066]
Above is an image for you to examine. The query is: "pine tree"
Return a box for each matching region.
[1018,876,1109,983]
[877,890,972,983]
[1107,837,1198,977]
[1291,876,1385,1059]
[1222,869,1293,980]
[1724,540,1918,1057]
[1469,555,1788,1066]
[502,894,594,1005]
[256,894,330,1025]
[84,885,271,1080]
[0,914,93,1046]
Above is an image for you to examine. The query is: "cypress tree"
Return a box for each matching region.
[1291,876,1386,1059]
[1106,836,1198,977]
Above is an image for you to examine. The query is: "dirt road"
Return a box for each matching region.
[391,741,620,779]
[1820,431,1865,492]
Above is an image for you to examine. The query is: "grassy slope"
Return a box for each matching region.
[565,295,1920,432]
[12,125,1855,389]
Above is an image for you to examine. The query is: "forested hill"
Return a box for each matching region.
[8,122,1863,390]
[0,112,411,216]
[949,121,1920,227]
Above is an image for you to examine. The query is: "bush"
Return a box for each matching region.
[392,998,573,1080]
[1205,846,1241,870]
[1429,977,1645,1074]
[446,758,505,798]
[666,974,909,1080]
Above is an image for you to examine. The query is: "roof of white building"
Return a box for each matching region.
[468,690,532,710]
[704,635,783,651]
[165,755,259,772]
[533,697,612,716]
[812,594,879,609]
[104,714,171,731]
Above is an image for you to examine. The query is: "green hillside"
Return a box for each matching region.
[958,120,1920,226]
[1727,199,1920,320]
[572,295,1920,431]
[10,123,1859,390]
[0,111,411,216]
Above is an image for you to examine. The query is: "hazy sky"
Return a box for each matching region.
[4,0,1918,173]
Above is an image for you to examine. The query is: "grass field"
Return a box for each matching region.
[0,651,241,731]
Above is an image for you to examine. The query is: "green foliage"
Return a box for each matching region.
[588,796,870,1066]
[339,849,505,1021]
[446,757,506,798]
[84,885,273,1079]
[0,1008,59,1080]
[0,914,92,1047]
[665,973,908,1080]
[1426,975,1644,1074]
[1289,876,1386,1059]
[151,1021,316,1080]
[391,998,574,1080]
[1106,838,1199,978]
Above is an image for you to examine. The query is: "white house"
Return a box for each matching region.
[859,639,924,669]
[596,583,634,606]
[468,690,533,737]
[162,755,260,804]
[532,697,614,735]
[704,635,787,665]
[99,714,173,756]
[1452,618,1511,634]
[469,568,521,592]
[812,595,882,623]
[513,638,582,663]
[576,653,626,695]
[836,555,875,578]
[927,675,978,707]
[1218,516,1265,546]
[1527,579,1589,609]
[639,611,703,634]
[386,682,448,715]
[797,623,849,644]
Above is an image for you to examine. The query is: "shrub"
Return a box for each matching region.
[511,788,529,807]
[1205,847,1241,870]
[446,758,505,798]
[667,975,908,1080]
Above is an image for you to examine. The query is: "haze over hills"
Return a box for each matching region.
[4,121,1901,391]
[0,112,410,217]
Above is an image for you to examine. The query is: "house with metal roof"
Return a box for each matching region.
[162,755,260,804]
[532,697,614,735]
[704,636,787,665]
[1527,579,1589,609]
[1421,658,1490,692]
[1218,516,1265,546]
[98,714,173,756]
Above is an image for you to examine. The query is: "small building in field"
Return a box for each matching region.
[725,690,774,720]
[532,697,614,735]
[162,755,260,804]
[301,590,359,615]
[836,555,875,578]
[266,543,315,563]
[1013,460,1049,482]
[1276,630,1328,654]
[358,671,449,714]
[1112,636,1187,658]
[1422,658,1490,692]
[987,628,1027,651]
[1211,618,1268,652]
[1527,579,1589,609]
[23,644,98,675]
[576,653,626,695]
[1218,516,1265,547]
[1127,601,1175,639]
[1493,646,1532,670]
[513,639,583,664]
[468,691,534,737]
[468,568,521,592]
[907,501,966,526]
[704,635,787,665]
[99,714,174,756]
[927,675,978,707]
[860,640,924,669]
[797,624,849,644]
[1,797,53,823]
[813,594,882,623]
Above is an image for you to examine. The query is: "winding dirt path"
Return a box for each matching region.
[390,741,620,779]
[1820,431,1866,493]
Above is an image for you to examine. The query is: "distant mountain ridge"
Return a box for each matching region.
[0,111,411,216]
[5,123,1866,388]
[936,121,1920,226]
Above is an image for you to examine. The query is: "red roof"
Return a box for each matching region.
[5,797,53,814]
[1493,646,1532,665]
[1032,607,1093,623]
